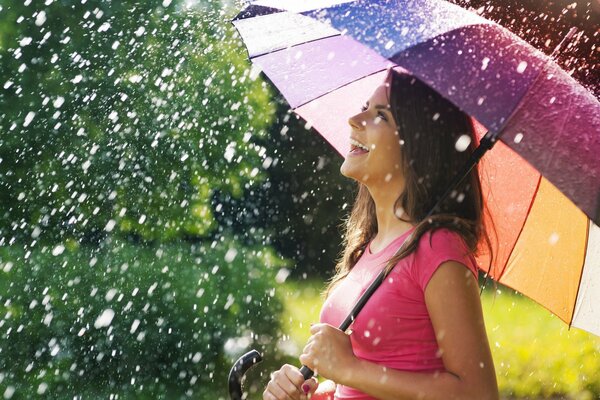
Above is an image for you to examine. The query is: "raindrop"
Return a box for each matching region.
[52,244,65,256]
[516,61,528,73]
[104,219,116,232]
[98,22,110,32]
[130,319,140,334]
[394,206,404,219]
[19,37,32,46]
[31,226,41,238]
[455,134,471,152]
[225,248,237,262]
[3,262,13,273]
[94,309,115,329]
[37,383,48,395]
[514,133,524,144]
[384,40,394,50]
[481,57,490,71]
[548,232,560,245]
[4,386,15,399]
[35,11,47,26]
[53,96,65,108]
[134,26,146,37]
[105,288,117,301]
[23,111,35,127]
[275,268,291,283]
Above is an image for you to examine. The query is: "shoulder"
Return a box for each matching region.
[416,227,470,256]
[410,228,477,290]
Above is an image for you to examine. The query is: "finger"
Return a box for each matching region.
[268,379,294,400]
[273,370,302,399]
[282,364,305,388]
[309,323,323,334]
[302,341,313,356]
[263,389,278,400]
[302,377,319,394]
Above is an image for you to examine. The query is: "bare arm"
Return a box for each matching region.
[302,261,498,400]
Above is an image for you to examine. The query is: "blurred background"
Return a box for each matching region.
[0,0,598,398]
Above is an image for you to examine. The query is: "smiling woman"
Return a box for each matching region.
[263,70,498,400]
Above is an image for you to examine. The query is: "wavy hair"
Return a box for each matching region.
[326,70,495,295]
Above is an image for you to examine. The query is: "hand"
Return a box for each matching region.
[299,323,358,384]
[263,364,319,400]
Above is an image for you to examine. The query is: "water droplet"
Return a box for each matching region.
[516,61,528,73]
[481,57,490,71]
[94,309,115,328]
[35,11,47,26]
[455,134,471,152]
[514,133,524,144]
[23,111,36,127]
[52,245,65,256]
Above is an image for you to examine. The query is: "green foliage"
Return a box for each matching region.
[0,0,275,244]
[0,234,287,398]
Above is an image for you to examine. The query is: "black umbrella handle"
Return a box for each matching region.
[228,349,263,400]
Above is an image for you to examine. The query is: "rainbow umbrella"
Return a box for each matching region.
[233,0,600,338]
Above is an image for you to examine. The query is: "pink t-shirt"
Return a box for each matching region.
[319,227,479,399]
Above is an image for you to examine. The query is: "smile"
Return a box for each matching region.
[349,138,369,153]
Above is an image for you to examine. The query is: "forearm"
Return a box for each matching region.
[341,358,495,400]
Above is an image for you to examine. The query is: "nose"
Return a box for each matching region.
[348,112,365,131]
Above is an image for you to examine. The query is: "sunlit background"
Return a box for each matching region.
[0,0,598,399]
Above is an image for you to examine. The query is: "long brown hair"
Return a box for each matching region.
[326,70,495,295]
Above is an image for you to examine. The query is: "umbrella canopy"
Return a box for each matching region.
[233,0,600,337]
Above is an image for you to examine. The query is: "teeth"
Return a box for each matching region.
[350,138,369,151]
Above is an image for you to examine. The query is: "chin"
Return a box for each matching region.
[340,162,367,184]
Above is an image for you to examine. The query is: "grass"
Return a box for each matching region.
[277,279,600,399]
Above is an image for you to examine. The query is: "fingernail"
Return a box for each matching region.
[302,384,310,394]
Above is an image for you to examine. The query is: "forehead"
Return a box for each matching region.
[367,84,390,106]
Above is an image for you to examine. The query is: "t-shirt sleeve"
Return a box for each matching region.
[410,228,479,291]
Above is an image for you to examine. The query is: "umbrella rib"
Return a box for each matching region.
[569,219,590,328]
[248,33,342,60]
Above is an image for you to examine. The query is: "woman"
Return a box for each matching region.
[263,69,499,400]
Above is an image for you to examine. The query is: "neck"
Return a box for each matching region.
[367,181,414,241]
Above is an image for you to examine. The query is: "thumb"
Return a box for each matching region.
[302,377,319,395]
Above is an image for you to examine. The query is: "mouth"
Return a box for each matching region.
[349,138,369,156]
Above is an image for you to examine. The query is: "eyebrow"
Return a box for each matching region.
[366,101,391,111]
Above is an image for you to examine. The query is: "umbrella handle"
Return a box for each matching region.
[299,365,314,380]
[228,349,263,400]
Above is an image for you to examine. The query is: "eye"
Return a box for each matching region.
[377,111,388,121]
[360,104,368,112]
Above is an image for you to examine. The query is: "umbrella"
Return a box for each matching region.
[228,0,600,396]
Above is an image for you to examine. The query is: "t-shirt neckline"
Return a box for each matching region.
[367,227,415,257]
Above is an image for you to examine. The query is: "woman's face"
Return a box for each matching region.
[340,83,404,188]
